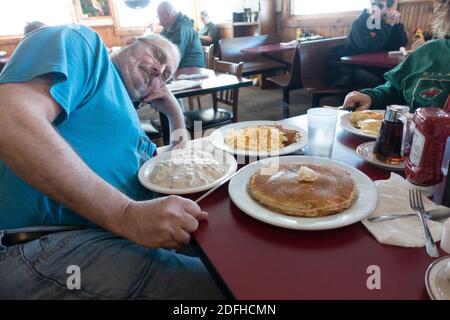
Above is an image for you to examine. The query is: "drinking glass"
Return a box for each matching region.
[307,108,338,158]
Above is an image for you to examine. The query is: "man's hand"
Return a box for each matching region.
[144,86,176,114]
[120,196,208,249]
[343,91,372,111]
[143,85,188,147]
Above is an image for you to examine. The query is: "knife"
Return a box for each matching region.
[195,171,240,203]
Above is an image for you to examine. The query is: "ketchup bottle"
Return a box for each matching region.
[445,94,450,113]
[405,108,450,190]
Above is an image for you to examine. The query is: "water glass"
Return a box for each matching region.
[307,108,338,158]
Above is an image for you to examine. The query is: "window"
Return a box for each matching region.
[198,0,258,23]
[112,0,196,30]
[0,0,75,36]
[292,0,368,15]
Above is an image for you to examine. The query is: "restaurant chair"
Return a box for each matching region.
[203,44,215,69]
[184,58,244,134]
[299,37,348,108]
[136,101,170,145]
[187,44,215,110]
[266,45,302,118]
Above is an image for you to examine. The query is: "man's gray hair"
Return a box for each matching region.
[200,10,209,18]
[158,1,177,16]
[137,33,181,67]
[432,0,450,38]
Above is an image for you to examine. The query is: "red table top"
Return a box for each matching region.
[341,52,405,69]
[241,43,297,55]
[192,113,445,300]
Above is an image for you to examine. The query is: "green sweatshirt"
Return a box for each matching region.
[361,38,450,112]
[161,13,205,68]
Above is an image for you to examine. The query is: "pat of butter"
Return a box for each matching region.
[297,166,318,182]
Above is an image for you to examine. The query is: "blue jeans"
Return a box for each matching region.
[0,228,224,299]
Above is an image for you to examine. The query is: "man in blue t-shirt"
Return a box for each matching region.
[0,25,223,299]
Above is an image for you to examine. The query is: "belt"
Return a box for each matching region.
[0,226,85,247]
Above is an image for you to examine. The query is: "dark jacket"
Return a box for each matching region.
[161,13,205,68]
[327,10,409,87]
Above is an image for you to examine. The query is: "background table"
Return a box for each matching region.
[173,67,253,99]
[241,43,297,55]
[191,112,446,300]
[341,52,405,69]
[241,43,296,67]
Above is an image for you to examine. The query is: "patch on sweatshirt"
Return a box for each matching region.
[418,88,443,100]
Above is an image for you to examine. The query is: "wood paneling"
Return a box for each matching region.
[279,0,435,43]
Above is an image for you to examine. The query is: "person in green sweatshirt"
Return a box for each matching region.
[158,1,205,68]
[343,0,450,112]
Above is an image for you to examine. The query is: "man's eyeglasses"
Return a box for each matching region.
[136,37,173,83]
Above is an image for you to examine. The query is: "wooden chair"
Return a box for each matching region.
[299,37,348,108]
[184,58,244,134]
[267,45,302,118]
[203,44,215,69]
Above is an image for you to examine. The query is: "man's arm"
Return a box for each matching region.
[0,77,203,248]
[143,86,187,145]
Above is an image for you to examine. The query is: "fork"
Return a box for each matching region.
[409,189,439,258]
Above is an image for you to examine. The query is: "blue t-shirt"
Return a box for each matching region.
[0,25,156,228]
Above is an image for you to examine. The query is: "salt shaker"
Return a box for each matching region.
[441,218,450,254]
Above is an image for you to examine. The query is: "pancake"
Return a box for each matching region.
[248,163,358,217]
[357,119,382,135]
[350,111,384,127]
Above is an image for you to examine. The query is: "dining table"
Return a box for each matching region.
[183,111,447,300]
[341,52,405,69]
[241,43,296,67]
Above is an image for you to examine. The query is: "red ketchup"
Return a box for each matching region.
[405,108,450,187]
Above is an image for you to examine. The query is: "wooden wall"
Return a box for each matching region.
[279,0,435,43]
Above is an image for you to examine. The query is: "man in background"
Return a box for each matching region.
[198,10,219,49]
[158,1,205,68]
[24,21,46,35]
[328,0,408,88]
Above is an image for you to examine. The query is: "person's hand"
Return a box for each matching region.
[119,196,208,249]
[343,91,372,111]
[143,85,173,112]
[144,85,188,146]
[384,10,401,26]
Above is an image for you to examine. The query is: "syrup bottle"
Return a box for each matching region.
[405,108,450,194]
[373,105,411,164]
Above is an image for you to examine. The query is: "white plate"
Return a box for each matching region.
[340,110,385,139]
[425,256,450,300]
[138,148,237,195]
[228,156,378,230]
[209,121,308,157]
[356,142,405,172]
